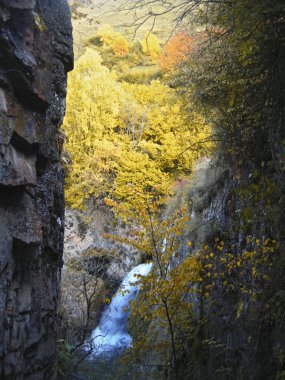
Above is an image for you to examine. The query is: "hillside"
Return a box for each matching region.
[68,0,179,58]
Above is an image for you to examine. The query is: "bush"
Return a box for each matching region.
[112,36,129,56]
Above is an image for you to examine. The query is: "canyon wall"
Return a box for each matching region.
[0,0,73,378]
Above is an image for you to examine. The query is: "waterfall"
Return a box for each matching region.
[91,262,152,356]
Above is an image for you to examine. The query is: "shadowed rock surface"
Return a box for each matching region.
[0,0,73,378]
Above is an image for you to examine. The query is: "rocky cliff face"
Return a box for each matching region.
[0,1,73,378]
[186,160,285,380]
[64,208,140,281]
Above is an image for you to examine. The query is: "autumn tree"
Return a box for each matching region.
[95,24,119,47]
[63,49,212,211]
[112,35,129,56]
[62,49,127,208]
[159,31,193,72]
[104,193,201,380]
[141,32,161,60]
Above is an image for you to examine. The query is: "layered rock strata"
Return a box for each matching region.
[0,0,73,378]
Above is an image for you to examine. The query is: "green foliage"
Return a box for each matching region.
[57,339,74,377]
[130,40,143,55]
[118,66,161,84]
[85,34,103,47]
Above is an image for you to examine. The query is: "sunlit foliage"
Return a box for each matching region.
[159,32,193,72]
[112,35,129,56]
[63,48,212,210]
[106,195,277,378]
[141,32,161,60]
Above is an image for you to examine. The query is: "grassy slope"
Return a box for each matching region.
[69,0,177,57]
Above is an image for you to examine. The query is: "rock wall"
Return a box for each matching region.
[0,1,73,378]
[187,160,285,380]
[64,208,140,281]
[131,156,284,380]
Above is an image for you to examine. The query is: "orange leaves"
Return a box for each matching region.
[159,32,193,73]
[112,36,129,56]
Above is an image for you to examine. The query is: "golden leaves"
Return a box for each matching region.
[198,236,277,298]
[141,32,161,60]
[63,48,212,210]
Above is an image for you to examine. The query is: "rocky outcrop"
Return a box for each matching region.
[64,208,140,283]
[0,1,73,378]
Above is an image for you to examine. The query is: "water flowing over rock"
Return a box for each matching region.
[91,263,152,356]
[0,0,73,378]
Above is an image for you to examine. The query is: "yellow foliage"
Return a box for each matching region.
[63,49,127,208]
[96,24,119,46]
[141,32,161,59]
[106,198,201,366]
[112,35,129,56]
[63,49,212,210]
[198,237,277,298]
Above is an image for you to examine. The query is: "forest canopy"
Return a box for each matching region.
[63,29,212,211]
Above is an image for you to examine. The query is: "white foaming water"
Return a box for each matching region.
[91,262,152,356]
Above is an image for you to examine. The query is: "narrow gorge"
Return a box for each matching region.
[0,0,284,379]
